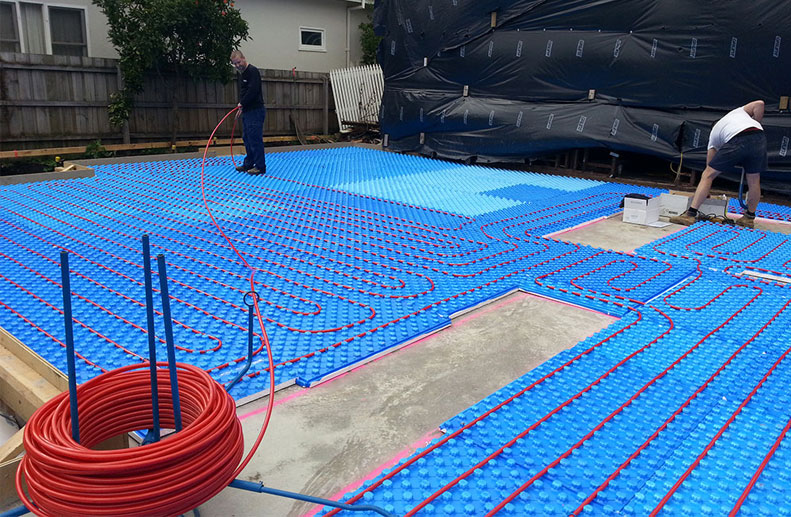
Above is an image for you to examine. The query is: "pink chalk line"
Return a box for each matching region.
[302,428,444,517]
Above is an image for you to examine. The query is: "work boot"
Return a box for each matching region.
[669,212,697,226]
[246,167,266,175]
[235,165,250,172]
[734,214,755,228]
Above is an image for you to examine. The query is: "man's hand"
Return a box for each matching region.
[235,104,242,119]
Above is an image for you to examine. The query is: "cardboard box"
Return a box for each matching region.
[622,195,660,225]
[623,195,660,211]
[623,207,660,225]
[698,196,729,218]
[659,193,692,217]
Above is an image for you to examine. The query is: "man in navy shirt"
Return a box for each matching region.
[230,50,266,174]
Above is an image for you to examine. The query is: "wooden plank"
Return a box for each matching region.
[0,429,23,463]
[36,107,51,136]
[263,77,324,85]
[0,457,23,509]
[0,342,62,422]
[0,327,67,395]
[0,134,334,159]
[0,63,117,74]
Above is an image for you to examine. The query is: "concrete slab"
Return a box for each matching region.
[552,213,684,254]
[199,291,614,516]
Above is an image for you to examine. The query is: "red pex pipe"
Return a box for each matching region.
[16,364,243,516]
[571,298,791,516]
[199,106,276,478]
[650,302,791,516]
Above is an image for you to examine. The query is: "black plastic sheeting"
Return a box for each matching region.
[373,0,791,184]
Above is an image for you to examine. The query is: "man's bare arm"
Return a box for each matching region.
[705,147,717,167]
[743,100,765,122]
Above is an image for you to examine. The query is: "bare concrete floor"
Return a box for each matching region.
[201,292,614,517]
[198,214,701,517]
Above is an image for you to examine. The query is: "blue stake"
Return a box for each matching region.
[142,235,161,443]
[59,252,80,443]
[225,291,258,393]
[156,254,183,432]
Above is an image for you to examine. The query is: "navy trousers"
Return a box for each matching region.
[242,107,266,170]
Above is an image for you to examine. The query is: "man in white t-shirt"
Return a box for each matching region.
[670,100,767,228]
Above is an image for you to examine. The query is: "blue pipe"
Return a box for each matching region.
[738,168,749,211]
[141,235,161,443]
[229,479,395,517]
[0,505,29,517]
[156,254,183,432]
[225,291,257,393]
[59,252,79,443]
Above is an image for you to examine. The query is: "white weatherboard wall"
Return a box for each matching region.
[7,0,372,73]
[232,0,371,73]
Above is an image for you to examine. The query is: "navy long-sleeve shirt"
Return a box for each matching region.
[238,64,264,112]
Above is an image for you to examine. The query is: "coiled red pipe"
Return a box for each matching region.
[16,363,243,516]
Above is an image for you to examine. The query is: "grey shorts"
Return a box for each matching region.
[710,130,768,175]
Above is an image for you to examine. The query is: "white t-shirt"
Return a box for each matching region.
[708,107,763,150]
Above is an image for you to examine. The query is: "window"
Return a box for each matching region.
[19,2,45,54]
[0,3,88,56]
[0,2,21,52]
[49,6,87,56]
[299,27,325,52]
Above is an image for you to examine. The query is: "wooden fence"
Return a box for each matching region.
[0,52,337,151]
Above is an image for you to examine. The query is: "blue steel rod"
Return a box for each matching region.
[229,479,395,517]
[59,251,80,443]
[156,254,183,432]
[142,235,161,442]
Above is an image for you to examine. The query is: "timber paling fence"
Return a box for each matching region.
[0,52,337,151]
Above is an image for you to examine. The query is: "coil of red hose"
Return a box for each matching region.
[16,362,243,516]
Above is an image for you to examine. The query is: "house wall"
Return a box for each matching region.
[2,0,372,72]
[235,0,372,72]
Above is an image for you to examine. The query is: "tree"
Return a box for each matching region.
[94,0,249,141]
[359,17,381,66]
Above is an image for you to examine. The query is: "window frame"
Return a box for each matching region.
[0,2,91,56]
[46,3,89,57]
[298,26,326,53]
[0,1,27,53]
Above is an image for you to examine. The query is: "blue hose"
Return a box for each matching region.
[0,505,29,517]
[229,479,396,517]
